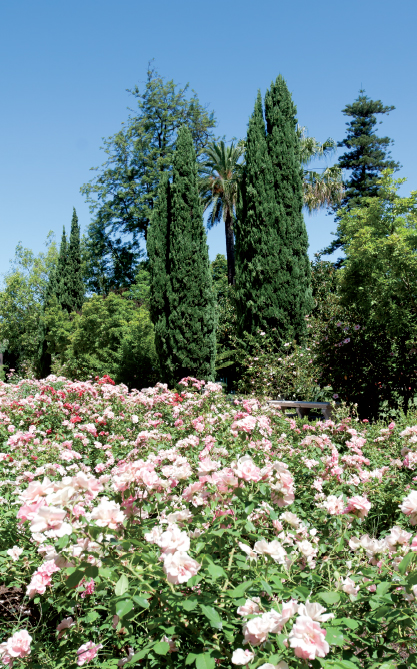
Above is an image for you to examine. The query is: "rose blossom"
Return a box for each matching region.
[7,546,23,561]
[342,576,359,596]
[344,495,371,519]
[235,456,262,482]
[90,499,124,529]
[237,597,261,617]
[57,617,74,639]
[4,630,32,660]
[156,524,190,555]
[321,494,345,515]
[289,615,329,660]
[232,648,255,665]
[77,641,102,666]
[253,539,287,563]
[242,615,271,646]
[163,551,201,584]
[297,601,333,622]
[400,490,417,525]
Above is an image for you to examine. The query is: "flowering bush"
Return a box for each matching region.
[1,375,417,667]
[236,332,331,402]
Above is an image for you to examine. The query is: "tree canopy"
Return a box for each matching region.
[81,65,216,291]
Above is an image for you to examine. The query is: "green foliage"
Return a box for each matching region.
[199,141,244,285]
[338,172,417,338]
[45,293,158,388]
[313,173,417,418]
[60,208,85,313]
[0,235,58,375]
[236,331,331,401]
[81,64,216,291]
[147,126,216,385]
[325,90,400,258]
[235,77,312,344]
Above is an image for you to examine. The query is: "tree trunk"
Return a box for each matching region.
[225,210,235,285]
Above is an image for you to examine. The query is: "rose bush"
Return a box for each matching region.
[0,375,417,668]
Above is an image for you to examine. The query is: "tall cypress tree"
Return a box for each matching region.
[324,90,400,257]
[61,208,84,313]
[147,126,216,384]
[56,227,68,306]
[235,91,278,337]
[264,75,312,342]
[235,79,312,344]
[147,172,171,378]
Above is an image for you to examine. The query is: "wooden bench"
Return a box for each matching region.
[267,400,333,420]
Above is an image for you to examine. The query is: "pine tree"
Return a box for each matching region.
[235,79,312,344]
[63,208,84,313]
[147,126,216,384]
[324,90,400,257]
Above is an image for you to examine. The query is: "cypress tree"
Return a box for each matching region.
[325,90,400,257]
[235,80,312,344]
[61,208,84,313]
[235,91,278,338]
[264,75,312,342]
[147,172,171,378]
[56,227,68,306]
[147,126,216,384]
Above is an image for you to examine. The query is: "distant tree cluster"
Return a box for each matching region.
[2,64,413,418]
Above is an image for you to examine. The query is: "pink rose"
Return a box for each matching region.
[5,630,32,659]
[163,551,201,584]
[232,648,255,665]
[344,495,371,520]
[289,616,329,659]
[77,642,102,666]
[400,490,417,525]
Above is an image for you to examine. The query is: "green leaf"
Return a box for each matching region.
[129,648,150,663]
[115,599,134,618]
[325,627,344,646]
[85,610,100,622]
[207,562,226,580]
[85,565,99,579]
[153,642,170,656]
[185,654,198,665]
[115,574,129,596]
[376,581,391,596]
[373,605,392,620]
[132,596,150,609]
[182,598,198,612]
[99,567,113,579]
[228,580,253,598]
[341,617,359,630]
[319,591,341,605]
[398,551,414,575]
[200,605,223,630]
[65,569,84,589]
[195,654,216,669]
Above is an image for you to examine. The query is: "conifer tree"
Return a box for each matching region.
[63,208,84,313]
[235,79,312,344]
[264,75,312,342]
[147,172,171,377]
[147,126,216,384]
[324,90,400,257]
[55,227,68,306]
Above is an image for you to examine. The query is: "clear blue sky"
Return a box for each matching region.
[0,0,416,275]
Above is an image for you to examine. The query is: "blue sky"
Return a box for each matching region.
[0,0,416,275]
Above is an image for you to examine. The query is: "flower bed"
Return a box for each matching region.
[0,376,417,668]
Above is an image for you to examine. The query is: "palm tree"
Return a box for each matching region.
[199,141,244,285]
[298,126,344,213]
